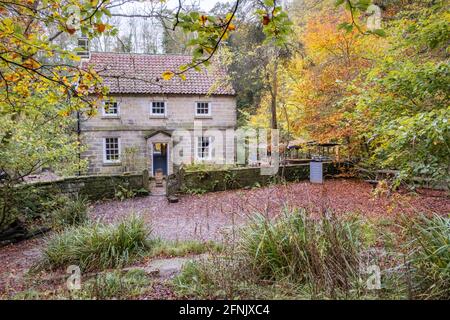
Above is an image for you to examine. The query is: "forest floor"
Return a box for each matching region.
[0,179,448,299]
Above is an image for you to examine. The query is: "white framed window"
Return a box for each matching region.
[197,136,212,160]
[103,137,121,163]
[151,101,166,116]
[195,102,211,116]
[102,101,119,117]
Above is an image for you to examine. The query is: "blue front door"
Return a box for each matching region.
[152,143,168,176]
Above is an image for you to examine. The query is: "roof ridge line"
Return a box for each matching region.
[90,51,193,58]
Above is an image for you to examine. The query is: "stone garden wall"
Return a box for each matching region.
[20,170,149,201]
[171,162,347,195]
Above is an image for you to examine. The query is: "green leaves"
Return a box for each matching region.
[258,5,293,46]
[371,29,386,37]
[338,22,354,33]
[354,3,450,183]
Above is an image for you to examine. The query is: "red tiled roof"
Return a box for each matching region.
[86,52,235,96]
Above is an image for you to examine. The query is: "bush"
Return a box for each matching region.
[46,195,89,229]
[38,216,150,272]
[405,214,450,300]
[0,186,52,232]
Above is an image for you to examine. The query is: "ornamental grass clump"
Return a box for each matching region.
[39,215,150,272]
[405,214,450,300]
[238,208,366,297]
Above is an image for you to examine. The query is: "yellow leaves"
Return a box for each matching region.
[161,71,175,81]
[58,109,70,117]
[204,46,214,54]
[179,74,187,81]
[225,13,234,23]
[1,18,14,33]
[68,52,81,61]
[22,58,40,69]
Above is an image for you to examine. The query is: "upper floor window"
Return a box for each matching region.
[151,101,166,116]
[102,101,119,117]
[196,102,211,116]
[197,136,212,160]
[103,137,120,163]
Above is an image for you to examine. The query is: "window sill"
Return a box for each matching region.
[195,116,212,119]
[101,116,120,119]
[149,115,167,119]
[102,162,121,167]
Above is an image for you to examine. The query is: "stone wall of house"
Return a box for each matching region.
[19,171,149,201]
[81,94,237,130]
[81,128,237,175]
[172,162,346,195]
[80,94,237,175]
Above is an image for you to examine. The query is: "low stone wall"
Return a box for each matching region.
[176,162,347,194]
[19,170,149,201]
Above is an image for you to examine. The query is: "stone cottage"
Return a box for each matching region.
[80,52,237,176]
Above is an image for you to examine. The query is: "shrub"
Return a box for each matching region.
[47,195,89,229]
[405,214,450,300]
[38,216,150,272]
[114,184,136,201]
[0,186,52,232]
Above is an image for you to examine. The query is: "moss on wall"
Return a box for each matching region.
[18,172,148,201]
[178,162,348,194]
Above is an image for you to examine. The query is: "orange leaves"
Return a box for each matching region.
[22,58,40,69]
[227,23,236,31]
[96,23,106,33]
[4,73,20,82]
[199,15,208,26]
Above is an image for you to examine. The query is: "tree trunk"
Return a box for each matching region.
[271,61,278,130]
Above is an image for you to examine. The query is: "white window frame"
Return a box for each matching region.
[150,101,166,117]
[197,136,212,160]
[195,102,211,117]
[103,137,121,163]
[102,101,120,117]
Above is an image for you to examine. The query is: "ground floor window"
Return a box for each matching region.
[103,137,120,163]
[197,136,212,160]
